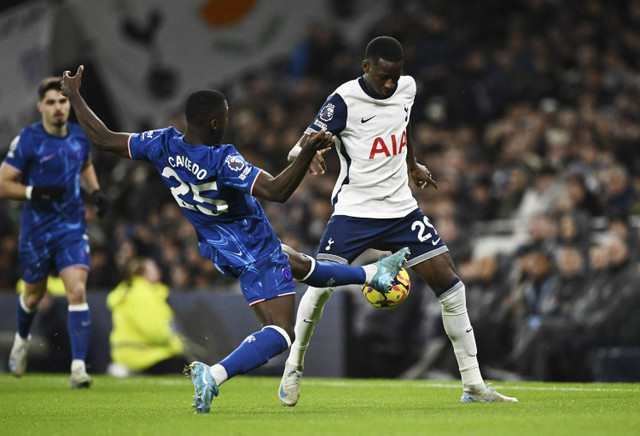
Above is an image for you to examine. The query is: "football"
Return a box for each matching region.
[362,267,411,309]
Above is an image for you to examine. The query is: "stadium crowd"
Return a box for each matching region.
[1,0,639,381]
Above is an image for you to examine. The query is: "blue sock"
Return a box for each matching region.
[304,260,366,288]
[16,295,36,339]
[219,326,289,378]
[68,305,91,361]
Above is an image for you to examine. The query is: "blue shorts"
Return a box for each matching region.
[227,247,295,306]
[316,208,448,267]
[19,231,90,284]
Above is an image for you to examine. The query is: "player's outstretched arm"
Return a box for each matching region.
[287,134,330,175]
[61,66,132,158]
[252,130,333,202]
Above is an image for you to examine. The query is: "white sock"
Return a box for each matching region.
[71,359,86,374]
[286,286,334,368]
[209,364,228,386]
[438,283,485,389]
[19,293,36,313]
[362,265,377,284]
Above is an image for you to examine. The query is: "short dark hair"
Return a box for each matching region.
[185,89,226,128]
[365,36,404,64]
[38,76,63,100]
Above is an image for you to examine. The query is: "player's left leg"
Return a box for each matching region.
[187,296,295,413]
[9,279,47,377]
[186,249,296,413]
[413,253,517,402]
[60,266,92,388]
[13,236,52,377]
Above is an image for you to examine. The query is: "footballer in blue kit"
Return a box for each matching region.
[61,65,410,413]
[0,76,109,388]
[281,36,518,405]
[7,122,92,282]
[128,127,290,304]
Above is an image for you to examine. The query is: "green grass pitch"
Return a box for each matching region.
[1,374,638,435]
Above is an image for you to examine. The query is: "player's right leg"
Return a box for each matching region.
[186,304,293,413]
[278,246,411,406]
[186,249,295,413]
[60,265,92,388]
[278,285,333,406]
[9,279,47,377]
[413,253,518,403]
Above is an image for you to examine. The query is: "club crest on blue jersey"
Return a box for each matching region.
[142,130,158,140]
[282,267,293,282]
[225,155,245,171]
[7,136,18,159]
[319,103,335,122]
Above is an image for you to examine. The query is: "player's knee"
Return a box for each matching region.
[23,281,47,308]
[437,278,466,314]
[284,249,313,280]
[307,286,335,305]
[65,284,87,305]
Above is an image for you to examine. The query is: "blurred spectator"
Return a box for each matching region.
[554,173,602,217]
[527,214,559,251]
[494,165,530,219]
[514,165,564,220]
[506,245,587,380]
[558,236,640,380]
[106,257,189,376]
[556,211,591,253]
[465,174,499,222]
[600,164,637,218]
[508,246,560,378]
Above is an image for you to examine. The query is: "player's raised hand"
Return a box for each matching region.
[60,65,84,97]
[306,130,333,175]
[90,189,109,218]
[410,161,438,190]
[308,148,330,175]
[308,130,334,151]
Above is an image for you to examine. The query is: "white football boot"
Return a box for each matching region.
[279,362,303,406]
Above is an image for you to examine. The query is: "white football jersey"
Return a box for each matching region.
[305,75,418,218]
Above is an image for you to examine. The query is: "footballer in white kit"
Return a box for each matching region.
[280,36,518,406]
[301,71,447,266]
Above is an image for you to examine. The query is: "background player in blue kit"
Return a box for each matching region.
[0,76,109,388]
[280,36,518,404]
[60,65,409,413]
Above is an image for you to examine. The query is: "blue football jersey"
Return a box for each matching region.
[3,121,91,240]
[127,127,281,274]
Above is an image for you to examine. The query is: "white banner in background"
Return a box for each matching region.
[70,0,388,131]
[0,0,54,154]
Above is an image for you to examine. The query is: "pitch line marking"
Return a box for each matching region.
[305,380,640,393]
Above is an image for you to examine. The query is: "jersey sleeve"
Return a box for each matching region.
[128,129,166,162]
[305,93,347,135]
[2,133,29,172]
[218,148,263,195]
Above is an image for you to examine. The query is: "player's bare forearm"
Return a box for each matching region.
[253,131,333,202]
[0,163,29,200]
[405,122,437,190]
[288,134,329,174]
[80,161,101,193]
[61,66,131,158]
